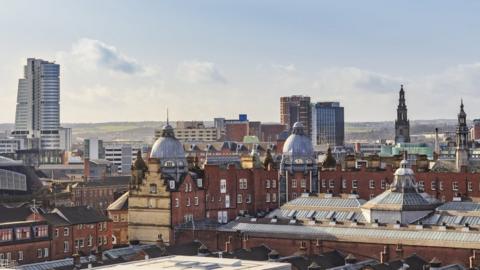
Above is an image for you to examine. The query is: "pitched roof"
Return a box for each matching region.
[0,206,33,223]
[107,191,129,211]
[41,213,70,226]
[54,206,109,224]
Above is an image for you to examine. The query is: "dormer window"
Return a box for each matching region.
[165,160,175,167]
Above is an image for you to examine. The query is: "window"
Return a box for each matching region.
[431,181,437,191]
[112,215,119,222]
[64,241,69,253]
[15,227,30,240]
[54,229,59,237]
[148,198,155,208]
[239,178,247,189]
[88,235,93,247]
[329,180,334,189]
[34,226,49,238]
[300,179,306,188]
[98,237,102,246]
[292,192,297,199]
[0,229,12,242]
[292,179,297,188]
[272,180,276,188]
[352,180,358,189]
[175,198,179,207]
[18,251,23,261]
[468,181,473,192]
[381,179,386,190]
[321,179,326,188]
[64,227,69,236]
[194,196,199,206]
[37,248,42,258]
[266,193,271,202]
[369,180,375,189]
[342,179,347,189]
[225,195,230,208]
[452,181,459,191]
[369,193,375,199]
[186,197,191,207]
[439,181,444,191]
[246,194,252,204]
[237,194,243,204]
[43,248,49,258]
[266,179,271,189]
[272,193,277,202]
[418,181,424,191]
[169,181,175,190]
[220,179,227,193]
[149,184,157,194]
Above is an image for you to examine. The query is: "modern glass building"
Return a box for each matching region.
[13,58,61,150]
[311,102,344,146]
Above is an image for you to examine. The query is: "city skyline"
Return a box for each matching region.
[1,1,480,124]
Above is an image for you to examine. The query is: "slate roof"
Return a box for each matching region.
[54,206,109,224]
[41,213,70,226]
[0,206,33,223]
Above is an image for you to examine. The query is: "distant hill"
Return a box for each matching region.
[0,119,464,144]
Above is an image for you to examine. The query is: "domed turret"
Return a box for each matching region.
[150,123,187,181]
[151,124,186,160]
[282,122,314,157]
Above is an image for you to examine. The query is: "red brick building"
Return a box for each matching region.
[71,176,129,210]
[319,166,480,202]
[52,206,112,256]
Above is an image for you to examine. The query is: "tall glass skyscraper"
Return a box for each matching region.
[13,58,61,150]
[311,102,344,146]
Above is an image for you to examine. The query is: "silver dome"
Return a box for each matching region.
[150,124,186,159]
[282,122,314,156]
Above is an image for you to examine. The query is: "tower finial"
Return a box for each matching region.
[166,108,169,125]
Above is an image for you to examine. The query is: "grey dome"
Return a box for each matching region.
[282,122,314,156]
[150,124,186,159]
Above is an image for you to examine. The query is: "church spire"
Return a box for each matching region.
[456,99,469,172]
[395,84,410,144]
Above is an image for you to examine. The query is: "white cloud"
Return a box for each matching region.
[176,60,226,83]
[272,63,296,72]
[312,67,403,94]
[69,38,145,74]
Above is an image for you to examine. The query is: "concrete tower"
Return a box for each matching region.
[394,85,410,144]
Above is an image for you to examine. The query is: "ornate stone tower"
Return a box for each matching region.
[456,100,469,172]
[394,85,410,144]
[128,123,187,244]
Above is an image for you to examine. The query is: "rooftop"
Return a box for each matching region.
[90,255,291,270]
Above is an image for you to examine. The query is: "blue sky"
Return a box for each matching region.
[1,0,480,123]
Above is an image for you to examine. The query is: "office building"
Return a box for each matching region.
[311,102,344,146]
[12,58,61,150]
[84,138,105,160]
[104,141,149,175]
[280,95,312,137]
[154,121,220,142]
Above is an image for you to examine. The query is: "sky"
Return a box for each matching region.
[1,0,480,123]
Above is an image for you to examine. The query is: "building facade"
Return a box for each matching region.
[311,102,344,146]
[280,95,312,137]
